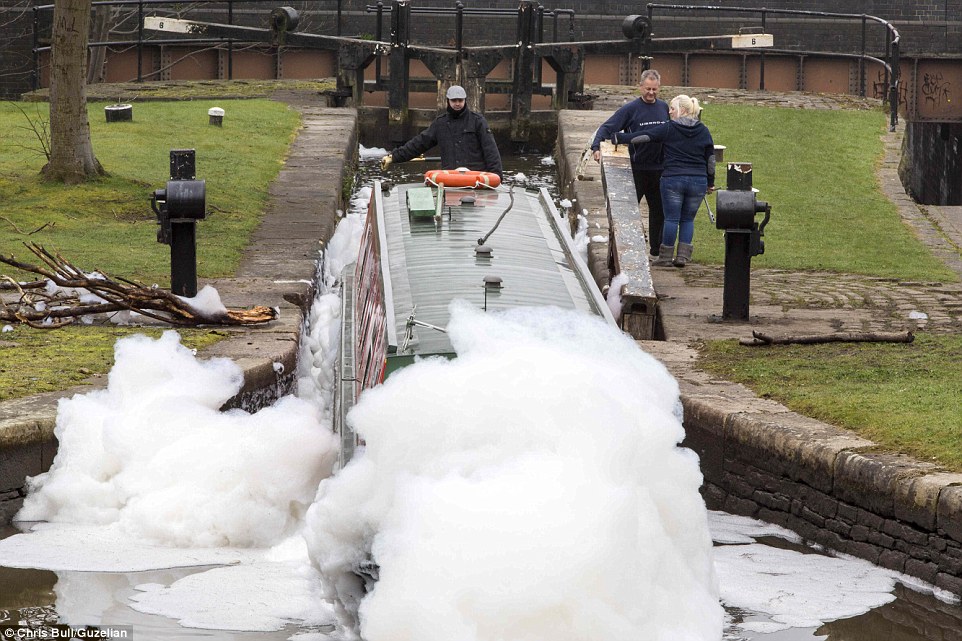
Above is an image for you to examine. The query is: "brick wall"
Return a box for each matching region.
[1,1,959,97]
[332,0,960,56]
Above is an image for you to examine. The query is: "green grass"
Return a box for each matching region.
[695,104,956,282]
[0,99,301,284]
[687,104,962,470]
[0,96,299,403]
[0,325,228,401]
[697,335,962,470]
[25,79,335,103]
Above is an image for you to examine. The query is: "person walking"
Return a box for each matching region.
[590,69,670,257]
[381,85,503,178]
[619,94,715,267]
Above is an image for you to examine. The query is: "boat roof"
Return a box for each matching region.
[375,181,614,359]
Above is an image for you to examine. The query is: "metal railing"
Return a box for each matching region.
[30,0,903,131]
[30,0,575,91]
[646,4,902,130]
[31,0,347,89]
[363,1,575,90]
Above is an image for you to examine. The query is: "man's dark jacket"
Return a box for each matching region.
[390,108,503,177]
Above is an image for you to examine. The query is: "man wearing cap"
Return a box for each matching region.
[381,85,503,177]
[590,69,670,257]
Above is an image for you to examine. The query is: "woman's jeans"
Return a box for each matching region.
[660,175,707,246]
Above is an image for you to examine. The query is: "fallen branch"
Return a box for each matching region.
[1,215,26,234]
[0,243,277,328]
[0,278,46,291]
[740,330,915,347]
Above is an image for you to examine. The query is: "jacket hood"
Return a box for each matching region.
[673,117,704,137]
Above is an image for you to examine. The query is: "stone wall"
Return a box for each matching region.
[900,121,962,205]
[682,394,962,596]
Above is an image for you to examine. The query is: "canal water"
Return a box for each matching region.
[1,149,960,641]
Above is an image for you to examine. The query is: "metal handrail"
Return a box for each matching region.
[29,0,902,131]
[646,3,901,130]
[30,0,346,89]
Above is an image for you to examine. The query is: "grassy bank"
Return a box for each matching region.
[697,334,962,470]
[687,104,961,470]
[0,99,301,284]
[1,97,302,400]
[696,104,955,282]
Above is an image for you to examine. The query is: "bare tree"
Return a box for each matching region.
[86,5,112,84]
[41,0,104,183]
[0,1,35,96]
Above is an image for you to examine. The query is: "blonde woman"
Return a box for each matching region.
[618,94,716,267]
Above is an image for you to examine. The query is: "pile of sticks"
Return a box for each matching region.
[1,243,276,329]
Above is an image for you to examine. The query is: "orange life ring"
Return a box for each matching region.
[424,167,501,189]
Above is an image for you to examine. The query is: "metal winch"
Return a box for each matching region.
[150,149,207,297]
[714,162,772,321]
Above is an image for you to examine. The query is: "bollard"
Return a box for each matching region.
[714,162,772,321]
[713,145,726,168]
[105,104,132,122]
[208,107,224,126]
[150,149,207,297]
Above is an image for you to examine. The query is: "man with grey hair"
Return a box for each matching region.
[590,69,670,256]
[381,85,503,177]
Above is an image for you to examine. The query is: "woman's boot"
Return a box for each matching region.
[673,243,694,267]
[651,244,675,267]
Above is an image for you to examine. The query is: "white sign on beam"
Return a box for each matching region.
[143,17,196,33]
[731,33,774,48]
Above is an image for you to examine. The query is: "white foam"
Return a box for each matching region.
[177,284,228,316]
[15,330,337,548]
[0,522,262,572]
[129,559,334,631]
[606,272,630,321]
[305,301,722,641]
[359,145,388,160]
[709,511,906,633]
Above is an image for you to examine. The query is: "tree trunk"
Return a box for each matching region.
[42,0,105,184]
[86,6,111,85]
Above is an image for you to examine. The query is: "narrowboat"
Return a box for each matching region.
[335,175,616,467]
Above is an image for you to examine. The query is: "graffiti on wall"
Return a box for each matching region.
[873,70,907,106]
[909,63,962,121]
[921,71,952,110]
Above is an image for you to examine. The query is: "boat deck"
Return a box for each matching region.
[380,183,611,359]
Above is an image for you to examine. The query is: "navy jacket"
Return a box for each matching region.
[590,98,670,171]
[618,119,716,187]
[390,108,503,177]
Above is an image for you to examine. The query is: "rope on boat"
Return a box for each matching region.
[477,184,516,246]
